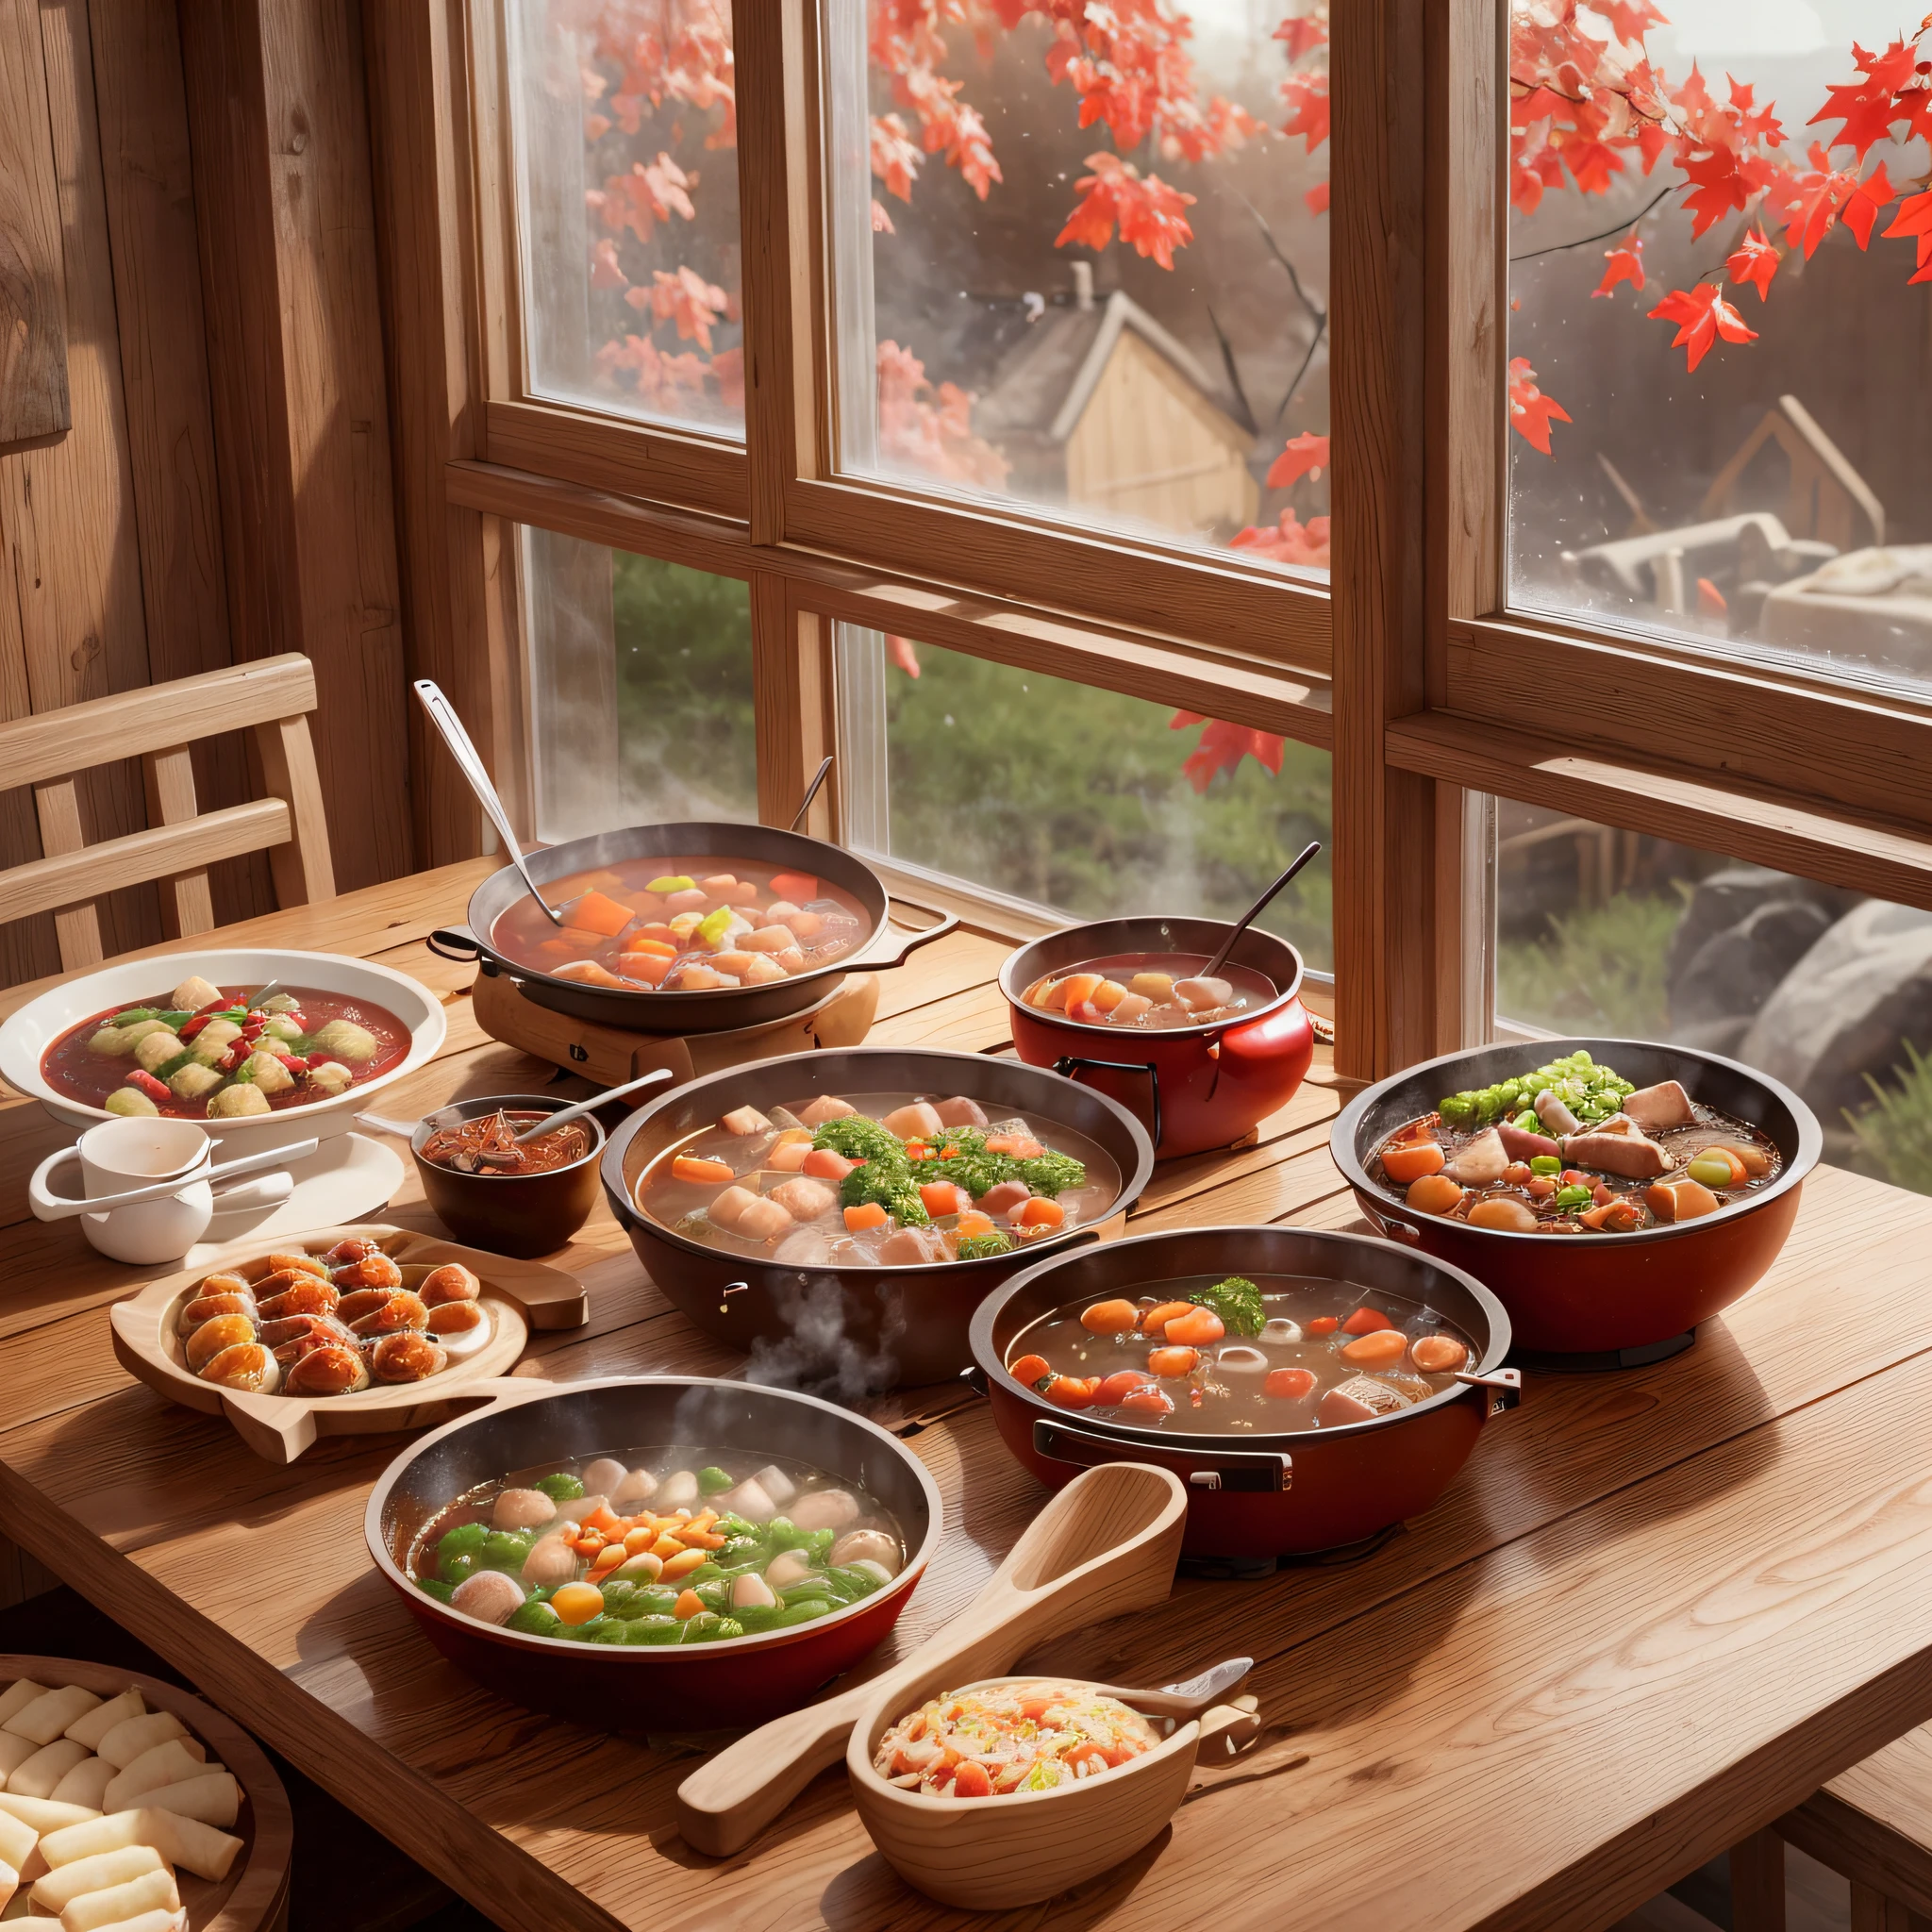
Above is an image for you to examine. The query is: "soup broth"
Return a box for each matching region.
[1366,1050,1783,1235]
[638,1090,1121,1267]
[409,1444,908,1648]
[491,856,871,993]
[42,974,410,1121]
[1020,952,1277,1030]
[1008,1271,1476,1433]
[420,1109,591,1176]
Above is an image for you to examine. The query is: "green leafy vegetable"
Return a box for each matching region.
[926,1149,1021,1200]
[930,1125,988,1156]
[955,1230,1014,1260]
[840,1157,928,1224]
[1189,1274,1265,1338]
[535,1471,584,1503]
[1018,1150,1087,1196]
[811,1115,905,1163]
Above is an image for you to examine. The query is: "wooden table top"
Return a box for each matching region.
[4,861,1932,1932]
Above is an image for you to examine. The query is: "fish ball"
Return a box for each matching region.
[579,1458,628,1498]
[789,1488,858,1532]
[491,1490,555,1532]
[828,1529,901,1575]
[450,1571,525,1626]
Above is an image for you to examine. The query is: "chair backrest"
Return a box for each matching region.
[0,653,337,970]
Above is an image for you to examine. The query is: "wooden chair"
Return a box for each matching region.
[0,652,335,968]
[1725,1735,1932,1932]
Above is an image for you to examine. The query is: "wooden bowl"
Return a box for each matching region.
[0,1652,291,1931]
[846,1674,1257,1908]
[109,1224,588,1462]
[409,1095,606,1258]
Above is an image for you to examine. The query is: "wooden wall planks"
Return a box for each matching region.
[0,0,70,452]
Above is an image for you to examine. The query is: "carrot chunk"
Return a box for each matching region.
[843,1202,889,1232]
[770,871,819,902]
[1140,1301,1194,1337]
[1008,1353,1051,1387]
[920,1181,971,1218]
[618,934,677,958]
[1016,1196,1064,1227]
[673,1155,736,1185]
[1162,1306,1224,1346]
[1341,1307,1394,1335]
[563,889,636,938]
[1380,1135,1445,1184]
[1057,973,1105,1012]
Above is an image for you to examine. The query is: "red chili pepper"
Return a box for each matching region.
[177,1014,209,1041]
[277,1055,309,1073]
[282,1012,308,1031]
[129,1071,170,1103]
[219,1047,245,1074]
[193,998,232,1017]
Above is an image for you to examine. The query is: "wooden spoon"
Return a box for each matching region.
[674,1460,1188,1857]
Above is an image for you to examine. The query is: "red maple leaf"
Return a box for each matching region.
[1267,431,1330,489]
[1724,226,1780,300]
[1591,232,1645,298]
[1772,143,1858,258]
[1677,147,1751,238]
[1305,179,1330,217]
[1843,160,1897,248]
[1808,38,1924,157]
[871,113,922,202]
[1280,71,1330,152]
[1274,12,1327,61]
[1646,283,1758,373]
[1882,188,1932,283]
[591,155,696,244]
[1055,154,1197,269]
[1605,2,1667,42]
[1228,508,1331,569]
[1169,713,1287,792]
[589,239,626,290]
[1506,357,1571,456]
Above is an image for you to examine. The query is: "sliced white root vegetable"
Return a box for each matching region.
[763,1549,815,1588]
[717,1478,775,1524]
[729,1574,777,1611]
[751,1463,796,1507]
[30,1845,166,1915]
[1259,1318,1303,1344]
[95,1718,186,1774]
[62,1698,142,1757]
[1174,976,1232,1011]
[788,1488,858,1532]
[1215,1345,1270,1375]
[136,1774,237,1831]
[4,1690,101,1750]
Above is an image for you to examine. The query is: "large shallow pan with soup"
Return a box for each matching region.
[967,1225,1517,1557]
[604,1048,1156,1387]
[1000,918,1315,1158]
[1331,1038,1821,1365]
[427,824,958,1032]
[0,948,445,1156]
[366,1374,942,1730]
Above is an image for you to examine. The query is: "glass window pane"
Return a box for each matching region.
[837,626,1332,969]
[1494,800,1932,1197]
[523,527,757,840]
[510,0,742,434]
[1507,4,1932,696]
[826,0,1331,576]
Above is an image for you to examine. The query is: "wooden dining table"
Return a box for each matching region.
[2,861,1932,1932]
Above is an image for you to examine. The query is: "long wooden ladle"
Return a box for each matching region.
[675,1460,1188,1857]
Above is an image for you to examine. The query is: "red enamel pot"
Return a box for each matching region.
[1000,919,1314,1159]
[1330,1038,1822,1368]
[365,1374,942,1731]
[967,1225,1518,1558]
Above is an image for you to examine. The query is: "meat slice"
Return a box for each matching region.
[976,1178,1032,1216]
[766,1177,839,1223]
[1497,1122,1560,1161]
[934,1095,989,1129]
[1442,1126,1508,1184]
[708,1185,795,1240]
[882,1100,944,1141]
[877,1225,948,1265]
[1560,1114,1669,1179]
[798,1094,858,1127]
[1533,1088,1581,1136]
[1623,1079,1698,1133]
[720,1105,772,1136]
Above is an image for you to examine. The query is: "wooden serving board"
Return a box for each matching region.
[108,1224,586,1464]
[0,1652,292,1932]
[471,967,879,1089]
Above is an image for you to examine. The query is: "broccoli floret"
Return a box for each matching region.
[931,1125,988,1156]
[926,1150,1021,1200]
[1017,1150,1087,1196]
[811,1115,905,1163]
[840,1156,928,1224]
[1189,1274,1265,1338]
[955,1230,1014,1260]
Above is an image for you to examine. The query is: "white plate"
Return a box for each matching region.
[0,949,446,1154]
[181,1131,406,1266]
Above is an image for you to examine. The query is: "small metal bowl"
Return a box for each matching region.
[412,1094,605,1258]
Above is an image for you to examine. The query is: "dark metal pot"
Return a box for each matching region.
[603,1048,1156,1390]
[1330,1037,1822,1366]
[427,823,958,1033]
[999,919,1314,1158]
[365,1374,942,1731]
[967,1225,1517,1557]
[410,1094,606,1258]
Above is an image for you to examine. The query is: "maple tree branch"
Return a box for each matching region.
[1274,308,1327,425]
[1205,305,1258,435]
[1508,185,1674,262]
[1241,195,1327,325]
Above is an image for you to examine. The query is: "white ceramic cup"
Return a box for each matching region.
[46,1116,214,1263]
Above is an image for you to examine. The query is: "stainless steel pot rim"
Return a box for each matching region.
[997,918,1307,1039]
[1330,1035,1823,1248]
[968,1223,1513,1445]
[362,1374,945,1661]
[410,1091,607,1179]
[600,1045,1157,1274]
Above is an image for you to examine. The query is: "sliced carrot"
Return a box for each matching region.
[649,1533,685,1560]
[987,1132,1046,1159]
[1147,1346,1200,1378]
[844,1202,889,1232]
[673,1587,708,1620]
[803,1147,856,1180]
[622,1525,659,1556]
[1341,1307,1394,1336]
[675,1529,727,1550]
[1340,1329,1408,1366]
[1121,1385,1174,1415]
[1056,973,1105,1012]
[568,1533,606,1557]
[1163,1306,1224,1346]
[1079,1298,1141,1335]
[1016,1196,1064,1227]
[1307,1316,1340,1336]
[956,1210,995,1238]
[1008,1353,1051,1386]
[1265,1367,1316,1399]
[920,1181,971,1218]
[661,1548,710,1580]
[952,1761,992,1799]
[1043,1374,1100,1409]
[623,953,674,987]
[589,1544,629,1575]
[1380,1137,1445,1184]
[1140,1301,1194,1338]
[629,922,680,946]
[770,871,819,902]
[673,1155,736,1185]
[580,1504,623,1536]
[617,934,677,958]
[1093,1369,1151,1405]
[563,889,636,938]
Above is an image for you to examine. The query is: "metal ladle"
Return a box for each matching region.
[1200,840,1324,983]
[413,679,565,927]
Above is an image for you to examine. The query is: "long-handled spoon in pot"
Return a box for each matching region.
[790,755,834,831]
[413,679,567,928]
[1198,840,1324,987]
[356,1067,674,1162]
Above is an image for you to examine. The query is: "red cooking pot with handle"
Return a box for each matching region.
[1000,918,1314,1158]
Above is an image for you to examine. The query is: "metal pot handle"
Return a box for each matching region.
[1454,1367,1524,1416]
[426,925,483,963]
[1032,1417,1291,1492]
[1052,1052,1161,1150]
[842,897,961,975]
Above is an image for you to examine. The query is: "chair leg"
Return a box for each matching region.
[1850,1882,1921,1932]
[1732,1828,1787,1932]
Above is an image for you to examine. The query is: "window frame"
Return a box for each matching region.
[376,0,1932,1096]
